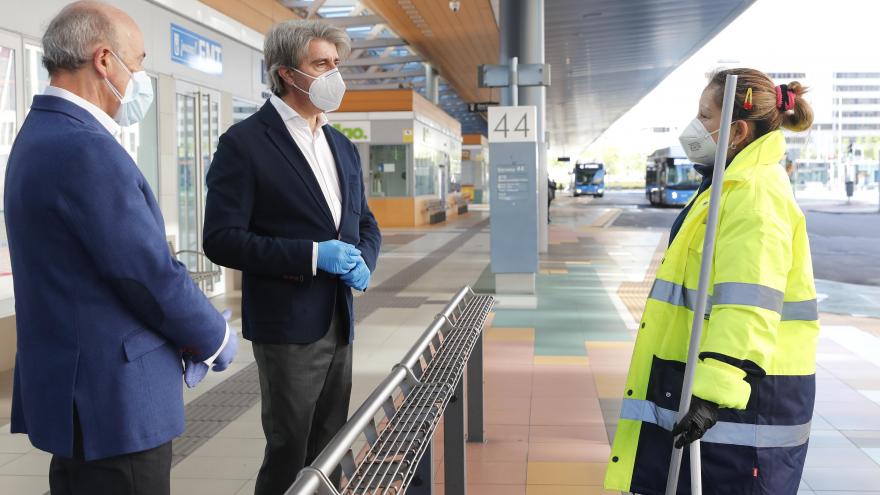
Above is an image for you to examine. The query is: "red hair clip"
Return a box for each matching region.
[743,87,753,111]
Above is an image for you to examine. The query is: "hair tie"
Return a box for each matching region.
[776,84,796,111]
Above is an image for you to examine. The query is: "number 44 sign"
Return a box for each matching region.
[488,106,537,143]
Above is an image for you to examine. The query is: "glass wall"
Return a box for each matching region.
[119,76,159,194]
[369,144,407,197]
[448,149,462,193]
[23,43,47,112]
[413,121,461,198]
[0,46,16,206]
[414,148,438,196]
[233,98,260,124]
[0,44,17,300]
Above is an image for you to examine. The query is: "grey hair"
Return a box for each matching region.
[264,20,351,96]
[42,2,118,75]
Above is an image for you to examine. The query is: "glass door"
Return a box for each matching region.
[369,144,408,197]
[175,81,223,296]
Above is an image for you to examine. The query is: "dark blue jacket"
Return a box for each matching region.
[5,95,226,460]
[203,100,381,344]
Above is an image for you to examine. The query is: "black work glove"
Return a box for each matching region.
[671,396,719,449]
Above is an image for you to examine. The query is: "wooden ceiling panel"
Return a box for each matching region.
[361,0,499,103]
[200,0,298,33]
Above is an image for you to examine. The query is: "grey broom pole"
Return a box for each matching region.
[664,73,739,495]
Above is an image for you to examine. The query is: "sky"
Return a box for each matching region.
[581,0,880,161]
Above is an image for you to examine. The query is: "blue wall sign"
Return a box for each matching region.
[170,23,223,75]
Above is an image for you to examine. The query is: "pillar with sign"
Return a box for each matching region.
[489,105,539,294]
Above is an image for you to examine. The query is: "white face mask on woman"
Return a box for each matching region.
[291,67,346,112]
[678,118,722,166]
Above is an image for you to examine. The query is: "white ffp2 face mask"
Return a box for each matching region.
[292,67,346,112]
[104,51,154,127]
[678,118,721,166]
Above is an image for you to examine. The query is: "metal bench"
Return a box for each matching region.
[286,286,495,495]
[425,200,446,225]
[454,196,468,215]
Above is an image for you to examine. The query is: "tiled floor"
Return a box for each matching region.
[1,196,879,494]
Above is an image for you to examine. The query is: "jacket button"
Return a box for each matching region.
[612,456,619,463]
[640,322,646,329]
[627,389,633,396]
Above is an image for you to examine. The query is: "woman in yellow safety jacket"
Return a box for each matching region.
[605,68,819,495]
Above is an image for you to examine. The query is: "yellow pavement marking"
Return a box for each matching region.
[486,327,536,342]
[527,462,607,486]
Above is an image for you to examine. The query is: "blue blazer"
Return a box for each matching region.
[203,100,381,344]
[5,96,226,460]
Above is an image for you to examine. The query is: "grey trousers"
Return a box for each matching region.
[252,305,353,495]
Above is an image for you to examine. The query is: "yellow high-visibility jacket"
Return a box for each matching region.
[605,130,819,495]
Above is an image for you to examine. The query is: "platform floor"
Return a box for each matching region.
[1,194,880,494]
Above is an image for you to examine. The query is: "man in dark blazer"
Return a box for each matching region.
[203,19,381,495]
[4,3,236,494]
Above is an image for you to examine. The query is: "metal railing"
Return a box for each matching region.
[175,250,222,292]
[286,286,495,495]
[167,241,222,292]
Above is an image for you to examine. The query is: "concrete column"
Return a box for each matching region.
[424,63,440,105]
[520,0,548,253]
[431,75,440,105]
[425,63,435,103]
[498,0,520,107]
[499,0,548,253]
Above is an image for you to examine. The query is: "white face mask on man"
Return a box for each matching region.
[290,67,347,112]
[103,51,154,127]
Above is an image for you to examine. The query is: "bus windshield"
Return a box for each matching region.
[666,162,701,188]
[575,167,603,184]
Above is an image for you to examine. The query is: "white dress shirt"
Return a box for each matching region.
[44,85,230,365]
[269,95,343,275]
[45,85,121,136]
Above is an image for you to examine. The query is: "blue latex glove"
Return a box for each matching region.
[183,358,208,388]
[340,257,370,292]
[183,309,235,388]
[212,328,238,372]
[317,240,361,275]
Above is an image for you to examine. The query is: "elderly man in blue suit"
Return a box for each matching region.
[203,19,381,495]
[4,2,237,494]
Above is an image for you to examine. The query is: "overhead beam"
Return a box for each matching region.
[341,69,423,80]
[347,15,387,61]
[350,37,407,50]
[280,1,314,8]
[320,14,384,27]
[306,0,327,18]
[344,55,421,66]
